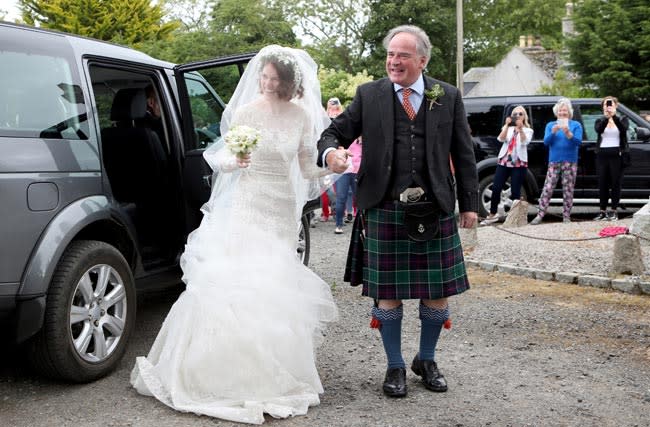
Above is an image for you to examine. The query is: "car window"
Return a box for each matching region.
[527,105,557,140]
[0,44,88,140]
[184,75,225,149]
[465,103,504,137]
[579,104,639,142]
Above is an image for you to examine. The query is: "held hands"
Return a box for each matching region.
[326,147,352,174]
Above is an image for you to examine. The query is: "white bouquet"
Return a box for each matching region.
[224,125,261,158]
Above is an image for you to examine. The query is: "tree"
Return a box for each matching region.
[567,0,650,106]
[18,0,178,45]
[319,68,374,106]
[463,0,567,71]
[209,0,297,55]
[285,0,370,73]
[537,68,596,98]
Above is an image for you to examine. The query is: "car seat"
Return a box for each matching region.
[101,88,167,203]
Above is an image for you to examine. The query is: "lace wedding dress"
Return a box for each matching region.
[130,100,337,424]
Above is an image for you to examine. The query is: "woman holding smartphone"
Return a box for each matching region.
[593,96,629,221]
[529,98,583,225]
[481,105,533,225]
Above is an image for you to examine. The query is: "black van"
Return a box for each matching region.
[0,22,317,382]
[464,96,650,218]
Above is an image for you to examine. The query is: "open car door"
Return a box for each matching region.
[174,53,255,232]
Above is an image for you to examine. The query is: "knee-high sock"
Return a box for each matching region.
[372,305,404,369]
[419,303,449,361]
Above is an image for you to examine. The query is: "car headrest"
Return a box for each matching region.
[110,88,147,122]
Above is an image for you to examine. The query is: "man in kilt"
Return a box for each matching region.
[317,25,478,397]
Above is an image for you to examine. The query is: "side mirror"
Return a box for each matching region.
[636,127,650,142]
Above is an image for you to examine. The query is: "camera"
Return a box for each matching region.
[509,115,520,126]
[605,99,613,107]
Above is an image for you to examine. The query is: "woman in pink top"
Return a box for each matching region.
[335,137,362,234]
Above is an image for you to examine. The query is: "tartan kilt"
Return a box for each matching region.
[345,201,470,300]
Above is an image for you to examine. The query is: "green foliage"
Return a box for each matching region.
[537,69,597,98]
[567,0,650,106]
[464,0,567,70]
[142,0,296,62]
[318,68,374,106]
[285,0,370,73]
[18,0,179,45]
[209,0,297,54]
[362,0,456,83]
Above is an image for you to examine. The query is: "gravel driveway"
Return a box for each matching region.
[2,216,650,426]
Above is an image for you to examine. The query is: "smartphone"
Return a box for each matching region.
[557,118,568,128]
[606,99,613,107]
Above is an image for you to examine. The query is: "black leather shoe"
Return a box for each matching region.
[382,367,407,397]
[411,355,448,392]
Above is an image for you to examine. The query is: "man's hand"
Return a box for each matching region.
[326,147,352,174]
[458,211,477,229]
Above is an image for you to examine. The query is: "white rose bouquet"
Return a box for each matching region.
[224,125,261,158]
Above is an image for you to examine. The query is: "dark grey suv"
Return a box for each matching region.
[0,22,316,382]
[464,95,650,217]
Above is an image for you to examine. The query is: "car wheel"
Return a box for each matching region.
[297,215,311,266]
[29,240,135,383]
[478,174,527,219]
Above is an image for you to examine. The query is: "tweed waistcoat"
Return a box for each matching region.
[386,94,429,199]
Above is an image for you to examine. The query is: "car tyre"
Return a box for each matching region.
[28,240,135,383]
[298,215,311,266]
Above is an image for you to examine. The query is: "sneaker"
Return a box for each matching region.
[320,215,329,222]
[529,215,543,225]
[310,217,318,228]
[479,214,499,226]
[563,217,571,224]
[607,211,618,221]
[345,213,353,223]
[594,211,607,221]
[334,227,343,234]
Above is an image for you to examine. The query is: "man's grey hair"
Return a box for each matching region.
[382,25,431,66]
[553,97,574,118]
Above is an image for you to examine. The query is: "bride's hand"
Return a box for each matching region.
[237,153,251,168]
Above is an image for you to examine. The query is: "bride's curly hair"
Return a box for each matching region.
[258,49,304,100]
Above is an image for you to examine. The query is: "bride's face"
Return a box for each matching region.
[260,63,281,97]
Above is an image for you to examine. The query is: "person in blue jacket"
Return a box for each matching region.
[530,98,583,224]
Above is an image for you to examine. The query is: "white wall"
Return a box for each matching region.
[465,48,553,97]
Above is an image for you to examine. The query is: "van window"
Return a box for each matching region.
[579,104,639,142]
[0,51,88,140]
[527,105,557,140]
[465,103,504,137]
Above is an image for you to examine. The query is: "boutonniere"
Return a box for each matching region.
[424,84,445,110]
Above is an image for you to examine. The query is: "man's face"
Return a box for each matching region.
[147,96,161,118]
[385,32,426,87]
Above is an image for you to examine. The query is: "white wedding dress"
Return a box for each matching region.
[131,100,337,424]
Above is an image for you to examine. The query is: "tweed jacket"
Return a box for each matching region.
[317,75,479,214]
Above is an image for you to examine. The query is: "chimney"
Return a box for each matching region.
[519,35,526,48]
[527,35,534,47]
[562,2,575,36]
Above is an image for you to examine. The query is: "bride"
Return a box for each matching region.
[130,45,338,424]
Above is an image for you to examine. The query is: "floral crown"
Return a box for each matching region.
[257,45,302,97]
